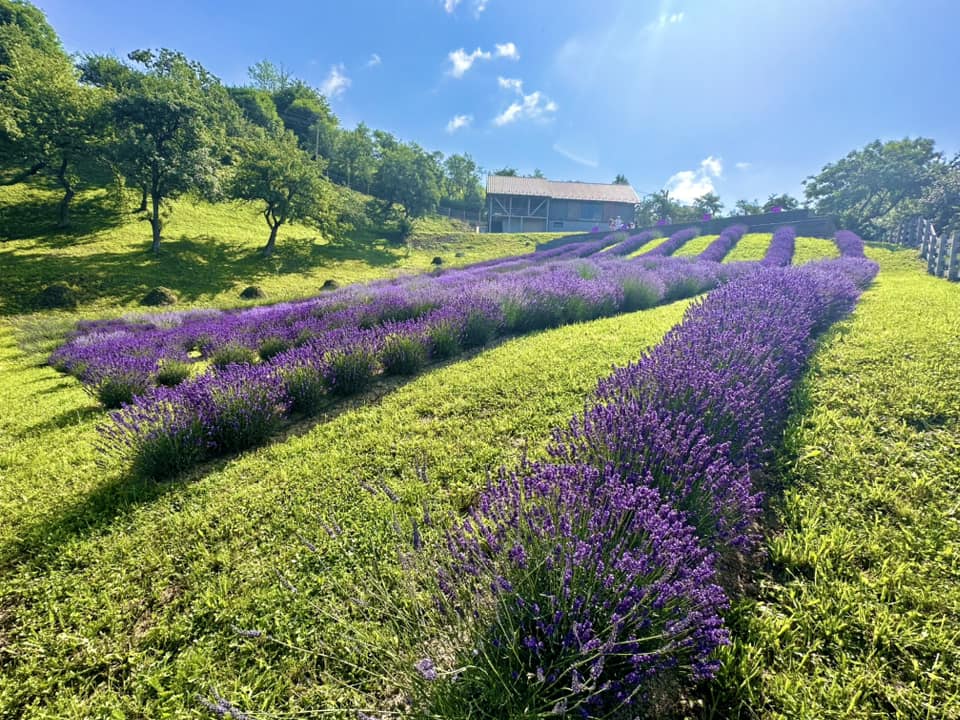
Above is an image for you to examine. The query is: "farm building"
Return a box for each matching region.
[486,176,641,233]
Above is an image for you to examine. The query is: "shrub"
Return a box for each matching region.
[205,368,289,454]
[380,334,428,376]
[239,285,266,299]
[620,278,661,311]
[461,308,499,348]
[105,400,208,480]
[324,347,379,396]
[211,344,258,369]
[35,283,78,310]
[431,256,444,266]
[321,279,339,291]
[155,359,192,387]
[281,364,327,415]
[94,372,152,409]
[258,337,291,361]
[427,322,461,359]
[140,286,178,306]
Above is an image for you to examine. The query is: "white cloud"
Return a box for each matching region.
[497,76,523,93]
[443,0,460,12]
[655,11,684,28]
[494,90,557,126]
[665,155,723,203]
[320,64,350,98]
[495,42,520,60]
[366,53,381,68]
[553,143,598,168]
[444,0,489,14]
[446,114,473,133]
[447,47,491,78]
[735,161,751,170]
[474,0,489,13]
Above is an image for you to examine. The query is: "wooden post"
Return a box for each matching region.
[945,233,959,281]
[934,234,947,277]
[918,220,928,259]
[928,230,939,275]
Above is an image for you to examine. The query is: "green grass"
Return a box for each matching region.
[0,299,693,717]
[629,235,670,257]
[672,234,719,257]
[0,181,565,317]
[706,247,960,719]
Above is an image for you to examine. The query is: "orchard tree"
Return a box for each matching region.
[229,128,335,257]
[0,22,106,225]
[272,81,338,158]
[804,137,943,236]
[330,122,376,191]
[443,152,483,206]
[228,86,281,130]
[112,49,234,253]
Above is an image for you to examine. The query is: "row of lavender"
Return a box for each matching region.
[407,239,878,716]
[95,252,755,478]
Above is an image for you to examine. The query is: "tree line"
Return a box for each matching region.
[0,1,485,255]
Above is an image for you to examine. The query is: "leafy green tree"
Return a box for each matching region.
[804,138,943,236]
[228,128,335,257]
[921,153,960,234]
[613,174,629,185]
[493,167,518,177]
[529,168,546,179]
[762,193,800,212]
[228,87,281,130]
[329,122,376,191]
[0,0,60,64]
[272,82,338,158]
[112,49,234,253]
[247,59,293,93]
[693,192,723,218]
[732,199,763,216]
[372,141,442,218]
[0,23,107,225]
[443,152,483,206]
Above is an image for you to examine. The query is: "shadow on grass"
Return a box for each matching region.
[17,404,102,437]
[0,339,507,574]
[0,233,408,316]
[0,192,127,245]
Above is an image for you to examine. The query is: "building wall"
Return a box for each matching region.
[487,194,638,233]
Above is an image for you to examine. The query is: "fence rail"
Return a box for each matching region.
[889,217,959,281]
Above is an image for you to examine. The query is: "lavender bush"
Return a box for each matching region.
[698,225,748,263]
[760,226,796,266]
[834,229,866,258]
[641,227,700,257]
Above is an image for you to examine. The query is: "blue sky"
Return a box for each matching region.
[34,0,960,207]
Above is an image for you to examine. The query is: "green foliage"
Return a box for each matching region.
[272,82,338,156]
[732,198,763,216]
[380,334,428,376]
[228,86,281,130]
[227,127,336,256]
[0,0,61,63]
[693,191,724,217]
[427,321,461,359]
[257,337,290,361]
[372,140,443,218]
[493,167,518,176]
[442,152,483,207]
[706,249,960,719]
[762,192,800,211]
[328,122,376,192]
[280,364,327,414]
[92,371,151,409]
[325,347,378,395]
[613,173,629,185]
[804,137,945,238]
[154,358,192,387]
[210,343,258,368]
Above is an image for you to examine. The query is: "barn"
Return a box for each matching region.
[485,176,641,233]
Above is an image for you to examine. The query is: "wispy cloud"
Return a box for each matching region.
[446,114,473,133]
[447,42,519,78]
[494,90,558,126]
[666,156,723,202]
[553,143,599,168]
[497,76,523,93]
[444,0,489,15]
[320,63,351,98]
[653,11,684,29]
[366,53,381,68]
[448,47,492,77]
[495,42,519,60]
[735,161,751,170]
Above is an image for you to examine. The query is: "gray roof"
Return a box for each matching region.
[486,176,640,204]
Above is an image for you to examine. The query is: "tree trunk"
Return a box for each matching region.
[150,192,162,254]
[137,184,148,213]
[56,157,75,229]
[262,222,280,257]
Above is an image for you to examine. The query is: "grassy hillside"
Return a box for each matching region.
[707,248,960,719]
[0,181,567,317]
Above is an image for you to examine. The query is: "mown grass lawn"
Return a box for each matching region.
[707,247,960,719]
[0,296,696,717]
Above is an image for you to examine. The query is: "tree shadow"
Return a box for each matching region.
[16,404,102,438]
[0,192,127,245]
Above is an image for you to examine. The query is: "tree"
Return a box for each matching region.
[247,59,292,93]
[493,167,518,177]
[804,137,944,236]
[693,192,723,218]
[329,122,376,191]
[228,87,281,130]
[372,141,442,218]
[529,168,545,179]
[921,153,960,234]
[112,49,233,253]
[228,128,335,257]
[443,152,483,206]
[762,193,800,212]
[0,23,106,225]
[0,0,60,64]
[732,199,763,216]
[272,82,338,158]
[613,174,629,185]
